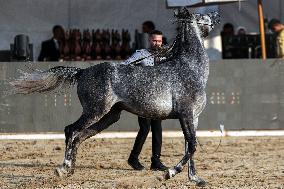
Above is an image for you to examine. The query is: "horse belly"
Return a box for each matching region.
[123,95,173,119]
[148,97,173,117]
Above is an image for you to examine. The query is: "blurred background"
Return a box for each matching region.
[0,0,283,61]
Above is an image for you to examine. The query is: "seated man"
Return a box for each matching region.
[38,25,65,61]
[122,30,168,171]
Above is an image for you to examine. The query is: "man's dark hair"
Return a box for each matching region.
[223,23,234,30]
[221,23,234,36]
[143,21,155,31]
[268,18,281,30]
[52,25,63,34]
[149,30,163,36]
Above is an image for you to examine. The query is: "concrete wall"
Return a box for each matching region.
[0,59,283,132]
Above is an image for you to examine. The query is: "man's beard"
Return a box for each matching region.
[150,45,162,52]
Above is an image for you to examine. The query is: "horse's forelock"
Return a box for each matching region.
[174,7,193,20]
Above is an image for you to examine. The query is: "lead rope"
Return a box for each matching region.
[196,124,225,154]
[128,39,177,65]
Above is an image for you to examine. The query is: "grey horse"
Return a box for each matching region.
[10,8,219,186]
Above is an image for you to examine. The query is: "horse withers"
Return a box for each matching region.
[10,8,219,186]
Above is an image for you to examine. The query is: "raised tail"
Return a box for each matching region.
[9,66,83,94]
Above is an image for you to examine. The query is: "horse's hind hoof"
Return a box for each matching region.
[164,171,171,180]
[164,168,175,180]
[54,165,69,177]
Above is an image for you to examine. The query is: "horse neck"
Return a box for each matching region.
[177,22,209,70]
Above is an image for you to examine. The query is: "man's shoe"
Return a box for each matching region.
[150,160,168,171]
[128,157,145,170]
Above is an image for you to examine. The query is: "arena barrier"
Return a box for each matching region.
[0,59,283,132]
[1,130,284,140]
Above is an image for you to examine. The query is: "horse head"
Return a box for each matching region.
[174,8,219,38]
[194,12,220,38]
[172,8,219,61]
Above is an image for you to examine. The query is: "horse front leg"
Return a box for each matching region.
[164,113,206,186]
[185,141,206,186]
[187,117,205,186]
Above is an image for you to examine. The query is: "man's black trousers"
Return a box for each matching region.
[130,116,162,158]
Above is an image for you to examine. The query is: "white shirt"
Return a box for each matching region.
[121,49,155,66]
[53,38,59,50]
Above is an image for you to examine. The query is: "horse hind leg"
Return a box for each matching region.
[63,108,108,147]
[55,113,98,177]
[55,105,122,177]
[164,113,206,186]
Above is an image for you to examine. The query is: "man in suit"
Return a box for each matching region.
[122,30,167,171]
[38,25,64,61]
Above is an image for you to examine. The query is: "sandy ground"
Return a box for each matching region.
[0,136,283,189]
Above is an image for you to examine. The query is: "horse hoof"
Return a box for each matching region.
[54,165,69,177]
[164,171,171,180]
[196,179,206,187]
[164,169,175,180]
[191,176,206,187]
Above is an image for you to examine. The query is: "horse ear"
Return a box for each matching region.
[174,8,182,17]
[182,7,193,19]
[182,7,189,14]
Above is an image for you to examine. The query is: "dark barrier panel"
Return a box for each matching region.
[0,59,283,132]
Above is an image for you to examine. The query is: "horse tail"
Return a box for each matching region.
[9,66,83,94]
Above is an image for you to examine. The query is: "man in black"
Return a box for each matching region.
[122,30,167,171]
[38,25,64,61]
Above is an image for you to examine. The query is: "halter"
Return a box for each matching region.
[175,19,215,30]
[174,13,220,30]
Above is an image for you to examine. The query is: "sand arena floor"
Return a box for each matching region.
[0,136,283,189]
